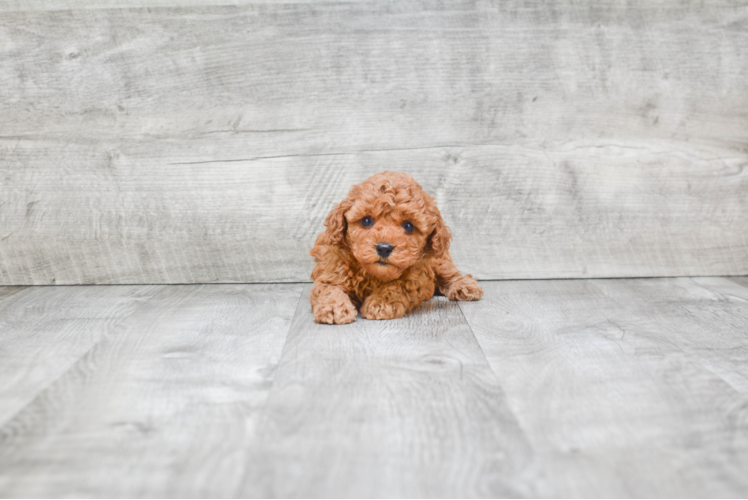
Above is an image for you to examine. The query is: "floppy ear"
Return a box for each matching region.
[322,196,355,246]
[427,208,452,258]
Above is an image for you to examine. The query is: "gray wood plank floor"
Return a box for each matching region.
[0,285,160,428]
[0,284,302,498]
[0,278,747,497]
[239,286,538,498]
[459,279,748,498]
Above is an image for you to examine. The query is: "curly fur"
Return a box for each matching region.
[310,171,483,324]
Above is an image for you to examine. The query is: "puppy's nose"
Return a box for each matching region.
[376,243,394,259]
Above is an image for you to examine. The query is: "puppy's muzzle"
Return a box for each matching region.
[376,243,394,259]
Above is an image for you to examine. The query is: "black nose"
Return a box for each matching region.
[376,243,394,258]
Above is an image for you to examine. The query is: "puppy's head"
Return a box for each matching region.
[322,171,451,281]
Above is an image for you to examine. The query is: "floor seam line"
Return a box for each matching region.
[585,278,748,399]
[0,285,165,430]
[231,283,307,497]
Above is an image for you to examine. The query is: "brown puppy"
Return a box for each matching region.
[310,171,482,324]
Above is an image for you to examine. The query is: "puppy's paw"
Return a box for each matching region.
[312,289,357,325]
[445,275,483,301]
[360,295,406,320]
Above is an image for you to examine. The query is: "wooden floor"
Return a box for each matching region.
[0,278,747,498]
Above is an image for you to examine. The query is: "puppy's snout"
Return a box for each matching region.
[376,243,394,259]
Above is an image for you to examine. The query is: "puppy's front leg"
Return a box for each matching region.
[360,282,411,320]
[434,254,483,301]
[310,283,358,324]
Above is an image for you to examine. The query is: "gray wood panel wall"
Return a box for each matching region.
[1,1,746,284]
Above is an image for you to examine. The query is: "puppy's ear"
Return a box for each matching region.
[322,196,355,246]
[427,209,452,258]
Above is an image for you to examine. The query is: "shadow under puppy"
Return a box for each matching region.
[310,171,483,324]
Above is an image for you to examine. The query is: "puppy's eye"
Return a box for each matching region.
[361,216,374,227]
[402,221,414,234]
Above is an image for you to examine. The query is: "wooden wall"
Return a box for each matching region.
[1,1,746,284]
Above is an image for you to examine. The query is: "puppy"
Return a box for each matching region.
[310,171,483,324]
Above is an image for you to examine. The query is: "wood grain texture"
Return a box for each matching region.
[591,277,748,396]
[1,280,747,497]
[0,285,159,428]
[239,283,541,498]
[0,284,302,498]
[1,142,745,284]
[728,276,748,289]
[0,0,375,11]
[0,1,746,284]
[0,286,27,302]
[458,279,748,497]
